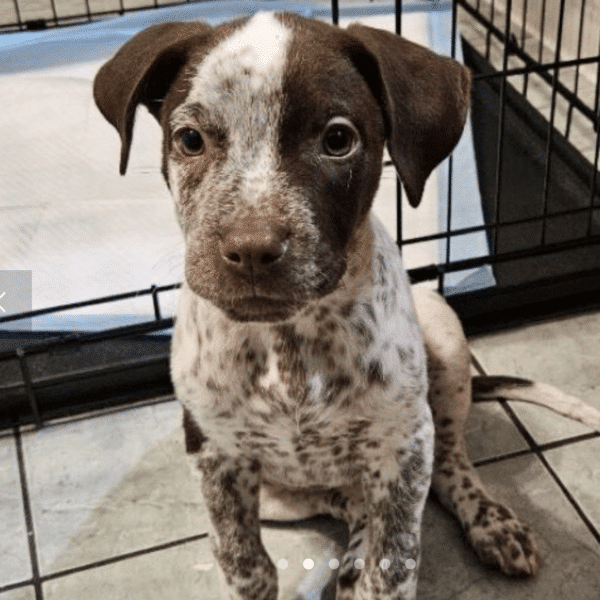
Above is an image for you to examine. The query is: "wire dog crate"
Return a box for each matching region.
[0,0,203,32]
[454,0,600,328]
[1,0,600,429]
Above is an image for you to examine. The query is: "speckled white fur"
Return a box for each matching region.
[184,12,290,207]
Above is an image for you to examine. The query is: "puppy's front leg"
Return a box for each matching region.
[338,425,433,600]
[198,453,277,600]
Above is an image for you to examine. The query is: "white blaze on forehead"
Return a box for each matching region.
[194,11,291,97]
[186,12,292,205]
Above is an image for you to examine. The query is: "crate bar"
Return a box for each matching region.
[595,33,600,118]
[49,0,59,26]
[589,33,600,236]
[0,283,179,325]
[396,0,403,247]
[491,0,513,254]
[519,0,528,49]
[441,0,460,293]
[11,0,22,30]
[15,348,42,428]
[151,285,162,321]
[485,0,495,60]
[565,0,588,139]
[540,0,567,246]
[538,0,547,63]
[590,132,600,232]
[83,0,93,23]
[521,0,529,96]
[331,0,339,25]
[589,128,600,237]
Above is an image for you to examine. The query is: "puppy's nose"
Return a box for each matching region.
[219,216,288,278]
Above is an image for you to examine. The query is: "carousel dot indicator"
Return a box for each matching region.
[380,558,391,570]
[354,558,365,569]
[277,558,288,569]
[405,559,417,570]
[303,558,315,570]
[329,558,340,569]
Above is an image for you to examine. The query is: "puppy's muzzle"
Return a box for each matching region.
[210,214,300,322]
[218,214,289,283]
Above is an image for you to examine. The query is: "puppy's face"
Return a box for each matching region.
[94,12,470,322]
[161,13,386,322]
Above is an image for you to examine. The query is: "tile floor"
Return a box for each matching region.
[1,309,599,600]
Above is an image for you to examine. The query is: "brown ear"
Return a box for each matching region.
[346,24,471,207]
[93,21,212,175]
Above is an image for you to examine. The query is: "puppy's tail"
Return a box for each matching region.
[472,376,600,432]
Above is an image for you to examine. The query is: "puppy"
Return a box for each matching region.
[94,11,598,599]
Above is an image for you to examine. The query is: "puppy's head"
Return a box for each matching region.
[94,12,470,322]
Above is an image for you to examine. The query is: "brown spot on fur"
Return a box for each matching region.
[366,359,386,386]
[325,319,338,333]
[352,320,374,345]
[312,338,333,356]
[340,301,354,318]
[315,305,331,321]
[363,303,377,323]
[436,431,455,447]
[182,408,207,454]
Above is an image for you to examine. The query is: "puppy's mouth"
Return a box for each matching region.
[215,296,302,323]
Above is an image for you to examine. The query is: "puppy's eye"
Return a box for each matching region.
[322,118,359,157]
[176,128,204,155]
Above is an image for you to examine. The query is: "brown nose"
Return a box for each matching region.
[219,216,288,279]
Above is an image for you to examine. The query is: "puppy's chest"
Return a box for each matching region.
[186,302,425,484]
[199,318,384,428]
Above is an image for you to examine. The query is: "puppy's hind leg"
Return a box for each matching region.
[412,287,539,577]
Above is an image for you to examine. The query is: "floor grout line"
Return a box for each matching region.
[535,452,600,548]
[0,526,210,593]
[473,431,600,467]
[40,533,209,585]
[0,579,34,596]
[13,425,44,600]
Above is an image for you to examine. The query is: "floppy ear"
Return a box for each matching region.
[93,21,212,175]
[346,24,471,208]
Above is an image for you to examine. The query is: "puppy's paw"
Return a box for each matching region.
[467,507,539,577]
